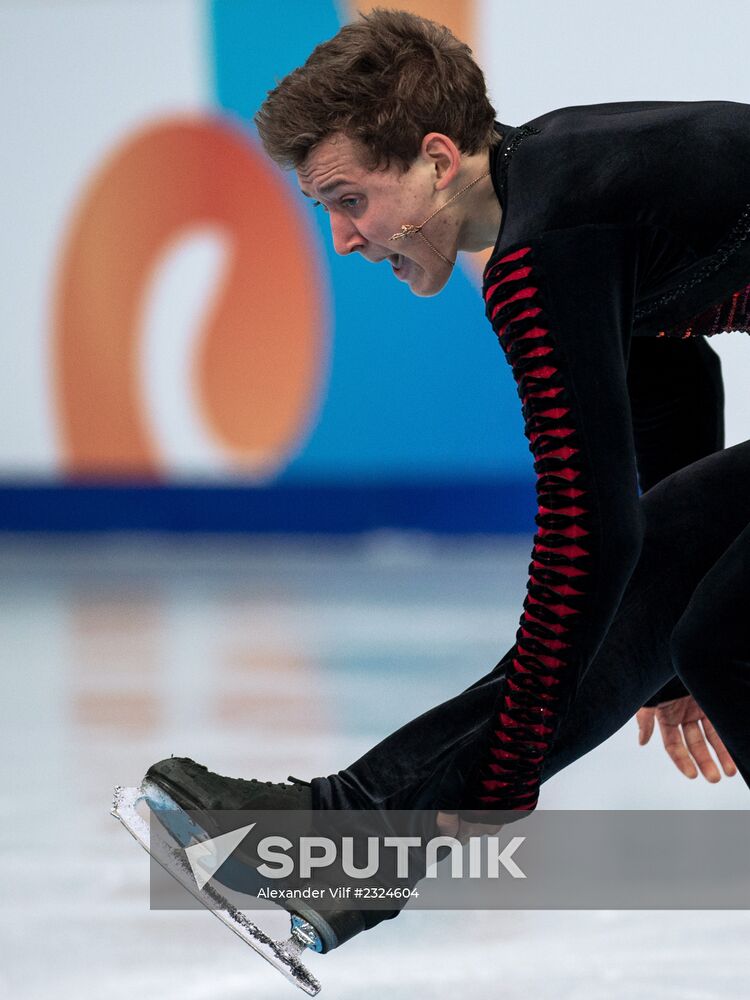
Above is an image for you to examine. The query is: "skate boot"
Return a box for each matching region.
[142,757,367,954]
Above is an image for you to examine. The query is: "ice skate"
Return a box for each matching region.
[111,757,367,996]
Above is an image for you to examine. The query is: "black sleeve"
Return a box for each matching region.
[627,336,724,493]
[466,226,645,813]
[627,337,724,706]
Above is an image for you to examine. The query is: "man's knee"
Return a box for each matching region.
[670,593,744,690]
[670,613,705,690]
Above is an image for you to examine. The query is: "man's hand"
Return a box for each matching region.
[435,811,504,845]
[636,695,737,781]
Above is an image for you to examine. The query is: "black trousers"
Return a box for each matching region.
[312,438,750,813]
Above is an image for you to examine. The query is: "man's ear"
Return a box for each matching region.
[420,132,461,190]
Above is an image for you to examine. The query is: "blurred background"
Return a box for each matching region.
[2,1,749,997]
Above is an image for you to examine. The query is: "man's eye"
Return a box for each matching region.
[341,198,360,209]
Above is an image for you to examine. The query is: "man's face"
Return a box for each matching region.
[296,133,454,297]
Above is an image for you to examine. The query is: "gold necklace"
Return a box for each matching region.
[388,170,491,267]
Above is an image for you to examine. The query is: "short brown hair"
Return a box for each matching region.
[254,8,499,172]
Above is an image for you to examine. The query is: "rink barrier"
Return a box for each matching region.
[0,479,538,533]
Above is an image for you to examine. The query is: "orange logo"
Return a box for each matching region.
[53,116,327,479]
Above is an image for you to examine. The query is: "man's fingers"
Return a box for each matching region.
[681,721,721,782]
[435,812,504,845]
[435,811,459,837]
[658,721,698,778]
[701,718,738,777]
[656,714,737,783]
[456,820,504,845]
[636,708,655,745]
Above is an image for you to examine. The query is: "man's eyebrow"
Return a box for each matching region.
[300,179,352,199]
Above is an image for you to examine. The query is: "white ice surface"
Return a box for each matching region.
[0,533,747,999]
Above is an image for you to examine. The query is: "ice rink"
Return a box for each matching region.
[2,533,748,999]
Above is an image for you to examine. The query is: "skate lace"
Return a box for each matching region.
[475,244,595,810]
[245,776,310,789]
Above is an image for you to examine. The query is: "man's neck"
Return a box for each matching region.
[455,151,502,253]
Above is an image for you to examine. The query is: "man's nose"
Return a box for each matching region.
[329,213,365,256]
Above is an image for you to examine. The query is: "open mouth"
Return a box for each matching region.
[389,253,406,276]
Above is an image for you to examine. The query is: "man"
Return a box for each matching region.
[144,8,745,950]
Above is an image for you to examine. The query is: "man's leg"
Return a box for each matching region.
[668,518,750,786]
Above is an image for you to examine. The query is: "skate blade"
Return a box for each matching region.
[111,784,322,996]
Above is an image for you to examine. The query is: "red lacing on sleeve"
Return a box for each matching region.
[475,245,595,810]
[655,279,750,338]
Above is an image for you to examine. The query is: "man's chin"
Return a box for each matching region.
[406,267,452,298]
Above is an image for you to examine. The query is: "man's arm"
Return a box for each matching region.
[627,336,724,492]
[627,336,724,706]
[467,227,646,814]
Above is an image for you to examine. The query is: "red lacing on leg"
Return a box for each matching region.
[473,245,595,810]
[655,279,750,338]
